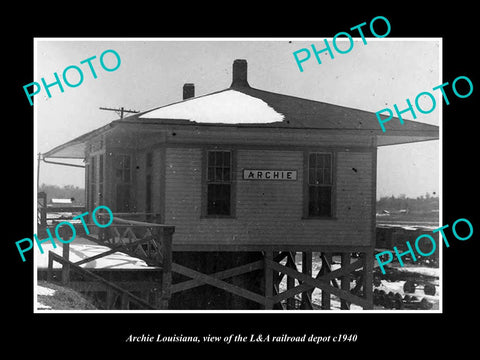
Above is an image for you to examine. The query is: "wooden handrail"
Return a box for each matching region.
[45,214,175,310]
[112,217,173,228]
[47,251,156,310]
[43,206,86,213]
[73,235,161,267]
[109,212,161,217]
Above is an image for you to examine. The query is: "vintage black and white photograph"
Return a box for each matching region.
[32,38,441,312]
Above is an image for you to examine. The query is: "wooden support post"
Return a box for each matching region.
[47,252,53,282]
[266,258,371,309]
[340,252,351,310]
[264,252,273,310]
[121,293,129,309]
[286,252,296,309]
[301,252,312,309]
[271,253,286,310]
[321,253,331,310]
[362,248,374,310]
[106,289,115,309]
[159,226,174,309]
[61,242,70,285]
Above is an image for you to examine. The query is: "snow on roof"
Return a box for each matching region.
[140,89,284,124]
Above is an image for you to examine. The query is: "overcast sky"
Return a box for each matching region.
[34,38,440,199]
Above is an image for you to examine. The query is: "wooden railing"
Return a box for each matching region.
[46,214,174,310]
[37,192,47,226]
[47,249,156,310]
[96,215,173,266]
[97,215,174,308]
[37,191,86,227]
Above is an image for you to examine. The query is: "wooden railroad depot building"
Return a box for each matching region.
[40,59,439,310]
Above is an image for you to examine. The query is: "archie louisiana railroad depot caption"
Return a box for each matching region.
[125,333,357,344]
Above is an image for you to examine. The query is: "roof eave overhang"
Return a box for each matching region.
[376,132,439,146]
[42,122,117,159]
[42,119,439,158]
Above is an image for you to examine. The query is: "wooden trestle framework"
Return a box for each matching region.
[45,213,374,310]
[171,249,373,310]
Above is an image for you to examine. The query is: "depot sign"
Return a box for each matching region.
[243,169,297,181]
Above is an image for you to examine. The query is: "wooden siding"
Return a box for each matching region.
[164,147,374,248]
[136,127,374,150]
[165,148,202,225]
[127,148,164,219]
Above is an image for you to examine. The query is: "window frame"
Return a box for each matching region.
[303,151,336,219]
[202,148,236,218]
[113,153,132,212]
[114,154,131,184]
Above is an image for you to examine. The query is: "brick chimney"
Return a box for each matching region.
[183,83,195,100]
[230,59,249,88]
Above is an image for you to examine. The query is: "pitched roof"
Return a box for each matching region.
[43,60,439,158]
[137,84,438,132]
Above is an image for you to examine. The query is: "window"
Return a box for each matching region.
[307,153,333,217]
[114,154,131,183]
[114,154,131,212]
[206,150,232,216]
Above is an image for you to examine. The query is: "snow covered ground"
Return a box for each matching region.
[36,281,97,311]
[375,264,440,310]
